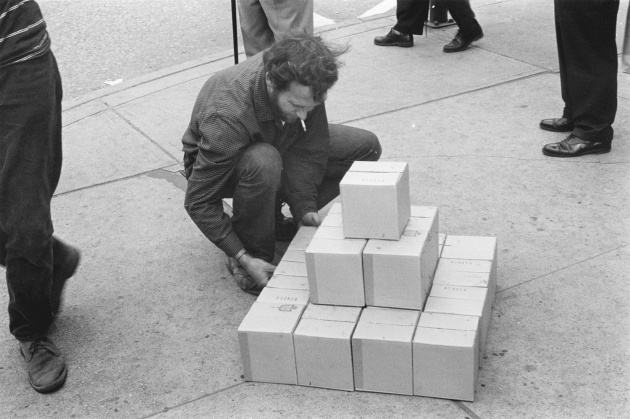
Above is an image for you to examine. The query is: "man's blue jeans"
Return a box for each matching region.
[229,124,381,262]
[0,52,65,341]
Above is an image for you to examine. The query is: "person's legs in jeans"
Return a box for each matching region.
[316,124,382,210]
[0,52,70,392]
[0,52,62,342]
[230,143,283,263]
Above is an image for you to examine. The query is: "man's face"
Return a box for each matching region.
[266,75,326,124]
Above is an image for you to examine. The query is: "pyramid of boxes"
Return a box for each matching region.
[237,161,497,402]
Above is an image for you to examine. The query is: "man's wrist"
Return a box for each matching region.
[234,249,248,262]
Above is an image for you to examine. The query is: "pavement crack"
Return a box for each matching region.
[498,243,630,293]
[110,107,180,163]
[140,382,246,419]
[453,400,484,419]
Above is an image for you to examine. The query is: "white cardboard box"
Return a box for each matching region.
[435,235,497,360]
[294,226,318,239]
[238,301,306,384]
[286,226,318,252]
[305,226,367,307]
[340,161,411,240]
[362,207,439,310]
[438,233,446,255]
[266,274,309,291]
[428,284,491,363]
[281,248,306,263]
[413,312,479,401]
[352,307,420,395]
[293,304,362,391]
[433,258,494,289]
[257,286,310,305]
[328,202,342,214]
[274,259,308,277]
[440,235,497,263]
[320,212,343,227]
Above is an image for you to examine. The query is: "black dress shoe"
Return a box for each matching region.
[542,134,611,157]
[374,29,414,47]
[443,29,483,53]
[539,117,574,132]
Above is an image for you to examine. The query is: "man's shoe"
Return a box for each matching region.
[542,134,611,157]
[51,243,81,316]
[226,257,264,296]
[443,29,484,53]
[374,29,414,47]
[19,337,67,393]
[539,117,574,132]
[275,199,297,242]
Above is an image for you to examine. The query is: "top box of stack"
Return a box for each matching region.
[340,162,410,240]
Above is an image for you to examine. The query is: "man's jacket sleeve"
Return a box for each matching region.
[184,113,249,257]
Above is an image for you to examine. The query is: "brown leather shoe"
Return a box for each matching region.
[542,134,611,157]
[539,117,574,132]
[19,337,67,393]
[51,243,81,316]
[226,257,264,296]
[374,29,414,47]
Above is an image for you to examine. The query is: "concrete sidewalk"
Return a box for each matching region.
[1,0,629,417]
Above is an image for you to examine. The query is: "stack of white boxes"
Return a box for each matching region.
[238,161,497,401]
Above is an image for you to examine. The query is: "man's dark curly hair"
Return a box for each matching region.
[263,34,349,103]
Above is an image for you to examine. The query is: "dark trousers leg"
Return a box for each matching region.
[315,124,382,210]
[231,143,283,263]
[554,0,619,142]
[0,52,63,341]
[394,0,431,35]
[442,0,482,37]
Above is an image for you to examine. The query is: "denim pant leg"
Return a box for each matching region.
[316,124,382,210]
[230,143,282,263]
[0,52,63,341]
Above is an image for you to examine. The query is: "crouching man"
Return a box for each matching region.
[182,34,381,295]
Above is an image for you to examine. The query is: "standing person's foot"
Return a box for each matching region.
[542,134,611,157]
[275,199,298,242]
[443,29,484,52]
[374,29,414,47]
[539,117,574,132]
[19,337,67,393]
[51,242,81,316]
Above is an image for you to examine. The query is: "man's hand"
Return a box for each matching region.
[300,211,321,227]
[238,253,276,287]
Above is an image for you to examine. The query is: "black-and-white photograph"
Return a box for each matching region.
[1,0,628,417]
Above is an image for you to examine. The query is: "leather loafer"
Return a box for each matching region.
[19,337,67,393]
[374,29,414,47]
[443,29,483,53]
[542,134,611,157]
[539,117,574,132]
